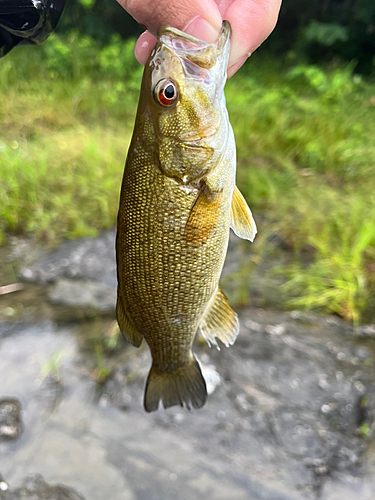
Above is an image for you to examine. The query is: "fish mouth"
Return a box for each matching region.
[217,21,231,54]
[177,128,220,148]
[184,133,215,147]
[168,137,212,152]
[158,22,231,74]
[184,122,220,143]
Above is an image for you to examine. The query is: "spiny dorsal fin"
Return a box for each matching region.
[185,183,223,246]
[199,287,239,349]
[116,296,143,347]
[144,356,207,412]
[230,185,257,242]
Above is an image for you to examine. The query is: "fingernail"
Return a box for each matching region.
[134,31,157,66]
[227,55,249,78]
[184,16,221,44]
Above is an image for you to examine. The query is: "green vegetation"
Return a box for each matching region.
[0,33,141,244]
[39,350,63,383]
[63,0,375,72]
[230,58,375,323]
[93,343,111,384]
[0,33,374,322]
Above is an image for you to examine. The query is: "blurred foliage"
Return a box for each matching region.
[59,0,142,42]
[271,0,375,73]
[227,56,375,323]
[40,350,63,383]
[0,35,141,245]
[58,0,375,73]
[302,21,349,47]
[0,32,375,323]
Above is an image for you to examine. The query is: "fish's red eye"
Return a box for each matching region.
[154,79,179,107]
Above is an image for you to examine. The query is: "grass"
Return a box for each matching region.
[0,33,140,245]
[0,32,374,322]
[39,350,63,383]
[229,58,375,322]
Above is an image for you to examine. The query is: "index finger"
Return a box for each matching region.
[224,0,282,77]
[117,0,222,40]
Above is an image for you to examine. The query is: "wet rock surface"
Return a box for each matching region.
[0,323,299,500]
[0,399,23,442]
[0,231,374,499]
[0,474,86,500]
[48,279,116,313]
[104,308,375,497]
[1,313,374,499]
[20,230,117,288]
[18,230,283,314]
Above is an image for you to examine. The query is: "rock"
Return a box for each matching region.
[0,399,23,442]
[48,279,116,313]
[20,230,116,288]
[1,474,86,500]
[19,230,288,315]
[354,324,375,338]
[1,316,375,499]
[19,230,117,314]
[7,229,375,496]
[201,360,221,395]
[104,307,375,495]
[0,473,9,493]
[320,474,375,500]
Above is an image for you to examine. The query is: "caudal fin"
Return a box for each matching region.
[144,357,207,412]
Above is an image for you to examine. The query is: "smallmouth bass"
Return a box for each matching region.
[116,22,257,412]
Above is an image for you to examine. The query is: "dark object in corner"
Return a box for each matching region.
[0,0,66,58]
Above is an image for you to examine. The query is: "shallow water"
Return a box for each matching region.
[1,313,375,500]
[0,321,296,500]
[1,231,375,499]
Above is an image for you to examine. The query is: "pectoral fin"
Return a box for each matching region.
[230,186,257,242]
[185,183,223,246]
[199,287,239,349]
[116,296,143,347]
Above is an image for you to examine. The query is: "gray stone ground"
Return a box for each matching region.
[1,475,85,500]
[0,230,374,499]
[0,400,23,443]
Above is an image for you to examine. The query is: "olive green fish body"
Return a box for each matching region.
[116,23,256,411]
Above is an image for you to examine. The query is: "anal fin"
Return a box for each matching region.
[116,296,143,347]
[230,185,257,242]
[199,287,239,349]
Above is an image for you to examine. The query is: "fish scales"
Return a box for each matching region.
[118,147,229,363]
[116,22,257,411]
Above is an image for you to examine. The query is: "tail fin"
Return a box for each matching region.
[144,356,207,412]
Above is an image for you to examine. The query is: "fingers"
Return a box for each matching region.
[118,0,282,78]
[225,0,282,77]
[134,31,157,65]
[117,0,221,39]
[119,0,223,65]
[134,14,226,65]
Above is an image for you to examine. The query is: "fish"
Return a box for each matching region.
[116,21,257,412]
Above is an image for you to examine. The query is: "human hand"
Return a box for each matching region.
[117,0,282,78]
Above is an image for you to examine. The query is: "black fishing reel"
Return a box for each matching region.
[0,0,66,58]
